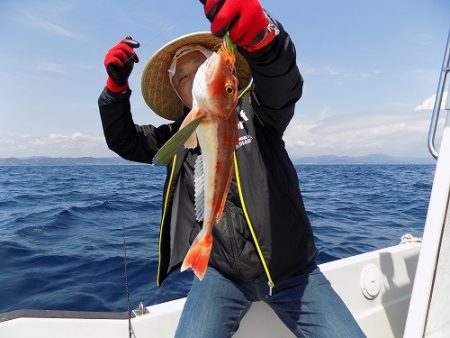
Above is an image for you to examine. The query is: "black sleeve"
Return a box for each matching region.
[98,88,180,164]
[238,19,303,135]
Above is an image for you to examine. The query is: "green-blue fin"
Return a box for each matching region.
[153,114,205,166]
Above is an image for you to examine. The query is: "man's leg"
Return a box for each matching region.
[175,267,252,338]
[266,265,366,338]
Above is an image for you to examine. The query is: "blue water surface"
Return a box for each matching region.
[0,164,434,313]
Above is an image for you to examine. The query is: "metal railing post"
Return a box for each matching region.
[428,29,450,159]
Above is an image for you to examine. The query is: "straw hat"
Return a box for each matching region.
[141,32,252,121]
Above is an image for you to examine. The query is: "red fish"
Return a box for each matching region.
[154,40,239,280]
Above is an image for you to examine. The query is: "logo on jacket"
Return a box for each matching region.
[237,135,253,148]
[238,109,248,130]
[239,109,249,122]
[236,109,253,149]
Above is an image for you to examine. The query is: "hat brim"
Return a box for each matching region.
[141,32,251,121]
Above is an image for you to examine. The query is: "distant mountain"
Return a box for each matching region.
[0,154,435,166]
[294,153,435,165]
[0,156,142,166]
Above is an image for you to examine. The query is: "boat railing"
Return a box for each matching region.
[405,27,450,337]
[428,29,450,159]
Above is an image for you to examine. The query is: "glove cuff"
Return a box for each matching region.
[106,77,129,92]
[243,12,279,53]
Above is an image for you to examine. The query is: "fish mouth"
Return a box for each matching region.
[203,53,220,80]
[203,52,235,84]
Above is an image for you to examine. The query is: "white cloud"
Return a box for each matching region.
[0,133,110,157]
[284,108,434,158]
[286,91,450,158]
[25,11,82,39]
[415,91,448,111]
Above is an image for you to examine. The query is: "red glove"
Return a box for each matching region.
[200,0,278,52]
[104,37,140,92]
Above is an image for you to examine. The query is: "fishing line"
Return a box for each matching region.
[121,219,135,338]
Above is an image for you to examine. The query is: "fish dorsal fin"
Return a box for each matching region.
[194,154,205,222]
[153,112,205,166]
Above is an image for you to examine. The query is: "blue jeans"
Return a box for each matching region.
[175,265,366,338]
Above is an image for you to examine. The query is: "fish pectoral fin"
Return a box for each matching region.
[180,109,205,149]
[153,112,205,166]
[184,131,198,149]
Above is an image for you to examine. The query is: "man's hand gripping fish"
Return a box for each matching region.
[154,38,239,280]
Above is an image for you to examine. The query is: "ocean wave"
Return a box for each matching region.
[0,240,33,259]
[0,164,433,312]
[0,200,19,208]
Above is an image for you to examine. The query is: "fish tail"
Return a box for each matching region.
[181,230,213,280]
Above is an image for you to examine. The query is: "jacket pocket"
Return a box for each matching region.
[210,202,264,281]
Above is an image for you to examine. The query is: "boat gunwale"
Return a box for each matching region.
[0,309,133,323]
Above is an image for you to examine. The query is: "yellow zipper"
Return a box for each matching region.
[233,153,275,291]
[156,154,177,286]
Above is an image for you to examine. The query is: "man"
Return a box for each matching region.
[99,0,366,337]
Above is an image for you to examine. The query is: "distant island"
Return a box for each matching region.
[0,156,138,166]
[0,154,435,166]
[293,154,435,165]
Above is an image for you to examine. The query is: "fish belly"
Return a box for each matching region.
[197,119,236,230]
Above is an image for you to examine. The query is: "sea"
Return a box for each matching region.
[0,164,434,313]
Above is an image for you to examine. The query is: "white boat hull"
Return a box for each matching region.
[0,242,420,338]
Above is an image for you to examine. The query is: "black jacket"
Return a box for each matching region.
[98,22,318,288]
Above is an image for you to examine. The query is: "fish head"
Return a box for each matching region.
[192,51,239,119]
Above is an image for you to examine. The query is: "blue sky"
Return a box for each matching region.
[0,0,449,158]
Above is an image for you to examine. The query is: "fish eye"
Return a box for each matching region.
[225,85,234,95]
